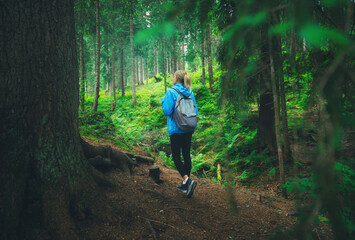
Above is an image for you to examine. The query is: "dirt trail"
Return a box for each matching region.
[78,140,301,240]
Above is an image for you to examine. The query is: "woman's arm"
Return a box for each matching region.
[162,89,175,116]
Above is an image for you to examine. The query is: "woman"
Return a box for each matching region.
[161,70,198,198]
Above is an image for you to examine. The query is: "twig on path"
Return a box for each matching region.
[146,220,157,240]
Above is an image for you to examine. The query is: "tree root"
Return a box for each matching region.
[90,165,117,188]
[80,137,154,181]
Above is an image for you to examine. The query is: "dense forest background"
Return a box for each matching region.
[1,0,354,239]
[76,0,354,237]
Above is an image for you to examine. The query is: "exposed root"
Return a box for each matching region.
[123,151,155,165]
[90,165,117,188]
[80,137,138,175]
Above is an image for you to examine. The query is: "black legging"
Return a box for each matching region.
[169,132,193,177]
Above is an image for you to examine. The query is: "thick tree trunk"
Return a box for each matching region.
[93,0,100,111]
[258,26,276,153]
[269,27,287,198]
[130,19,136,105]
[0,1,116,238]
[206,23,214,89]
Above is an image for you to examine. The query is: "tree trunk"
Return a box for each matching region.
[110,12,116,111]
[272,10,290,162]
[146,59,149,83]
[201,32,206,86]
[141,57,144,84]
[79,31,85,112]
[269,26,287,198]
[172,36,177,72]
[257,25,276,153]
[93,0,100,111]
[140,56,144,85]
[137,56,140,85]
[180,23,185,70]
[121,48,125,96]
[0,1,116,238]
[130,19,136,105]
[153,47,156,76]
[156,49,159,74]
[206,23,214,89]
[117,45,122,91]
[163,39,167,93]
[290,28,296,67]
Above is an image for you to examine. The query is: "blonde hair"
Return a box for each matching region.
[174,70,191,89]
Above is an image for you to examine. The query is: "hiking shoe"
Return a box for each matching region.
[186,179,197,198]
[177,182,188,193]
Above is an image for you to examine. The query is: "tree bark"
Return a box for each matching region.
[206,23,214,88]
[180,23,185,70]
[93,0,100,111]
[172,36,177,72]
[130,18,136,105]
[0,1,115,238]
[163,38,167,93]
[141,57,144,84]
[146,59,149,84]
[272,11,290,162]
[117,45,122,91]
[121,49,126,95]
[290,28,296,67]
[201,31,206,86]
[257,25,276,153]
[269,26,287,198]
[140,56,144,85]
[153,47,157,76]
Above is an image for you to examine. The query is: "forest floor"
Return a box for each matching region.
[79,138,332,240]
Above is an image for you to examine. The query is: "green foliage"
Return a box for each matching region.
[159,151,174,169]
[79,108,115,138]
[280,176,313,194]
[153,74,164,83]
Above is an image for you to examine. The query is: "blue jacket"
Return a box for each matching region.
[162,83,198,136]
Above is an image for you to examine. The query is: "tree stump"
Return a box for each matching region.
[149,166,163,184]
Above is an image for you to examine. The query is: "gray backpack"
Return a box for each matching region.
[172,87,197,131]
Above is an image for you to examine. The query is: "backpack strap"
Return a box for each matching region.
[171,87,191,98]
